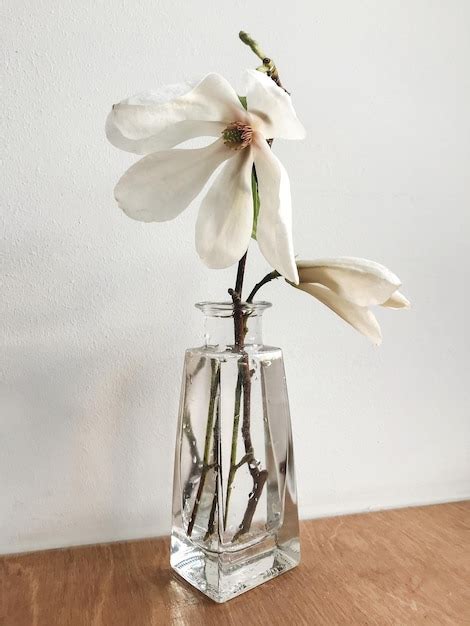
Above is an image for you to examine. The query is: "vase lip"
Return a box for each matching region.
[195,301,272,317]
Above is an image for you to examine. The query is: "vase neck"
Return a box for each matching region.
[196,301,271,349]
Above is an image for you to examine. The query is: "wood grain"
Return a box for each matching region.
[1,502,469,625]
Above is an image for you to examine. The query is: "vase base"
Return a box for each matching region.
[170,528,300,603]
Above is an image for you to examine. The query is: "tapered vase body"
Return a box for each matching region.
[170,302,300,603]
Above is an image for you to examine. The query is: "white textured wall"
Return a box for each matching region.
[1,0,469,555]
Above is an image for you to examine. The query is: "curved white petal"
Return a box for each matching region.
[297,283,382,345]
[244,70,305,140]
[196,148,254,269]
[106,117,225,155]
[120,84,195,105]
[114,139,232,222]
[296,257,402,307]
[382,290,411,309]
[254,139,298,283]
[107,73,245,154]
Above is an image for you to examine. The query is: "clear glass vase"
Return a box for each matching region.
[170,301,300,603]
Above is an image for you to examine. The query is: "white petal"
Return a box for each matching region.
[382,290,411,309]
[121,84,195,105]
[244,70,305,140]
[196,148,254,269]
[114,139,232,222]
[106,73,245,154]
[296,257,402,307]
[297,283,382,345]
[254,139,299,283]
[106,85,197,154]
[106,117,225,155]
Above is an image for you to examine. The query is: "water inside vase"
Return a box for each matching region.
[170,303,300,602]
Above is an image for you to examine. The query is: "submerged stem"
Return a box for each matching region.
[232,357,268,541]
[228,285,268,541]
[187,360,220,537]
[181,358,206,504]
[204,399,221,540]
[223,369,243,530]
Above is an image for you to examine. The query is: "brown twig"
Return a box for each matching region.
[213,32,290,541]
[246,270,281,303]
[223,369,243,530]
[181,359,206,504]
[204,400,221,540]
[227,284,269,541]
[235,250,248,296]
[182,409,201,504]
[228,31,291,538]
[232,355,268,541]
[187,361,220,537]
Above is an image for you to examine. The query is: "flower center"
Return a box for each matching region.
[222,122,253,150]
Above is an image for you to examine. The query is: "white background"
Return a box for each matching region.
[1,0,469,554]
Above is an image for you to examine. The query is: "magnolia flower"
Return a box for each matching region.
[106,71,305,283]
[292,258,410,344]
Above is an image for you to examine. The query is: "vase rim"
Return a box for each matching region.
[195,301,272,317]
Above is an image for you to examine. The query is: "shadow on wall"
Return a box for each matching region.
[1,231,189,551]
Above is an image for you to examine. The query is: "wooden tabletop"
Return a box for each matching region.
[1,502,469,625]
